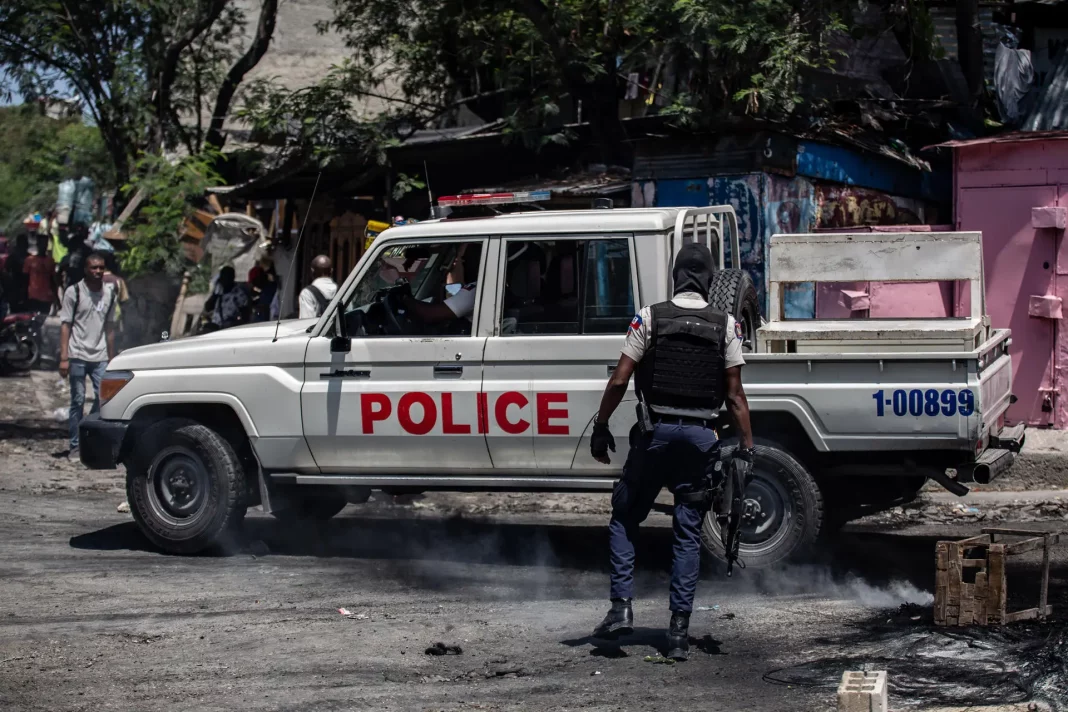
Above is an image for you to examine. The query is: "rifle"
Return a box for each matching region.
[715,454,753,577]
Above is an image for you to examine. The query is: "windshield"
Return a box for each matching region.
[346,242,465,313]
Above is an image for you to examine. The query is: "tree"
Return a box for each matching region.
[0,0,279,187]
[240,0,854,166]
[0,104,112,229]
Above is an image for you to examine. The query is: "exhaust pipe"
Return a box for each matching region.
[957,448,1016,485]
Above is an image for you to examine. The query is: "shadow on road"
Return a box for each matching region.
[67,510,984,593]
[561,627,725,658]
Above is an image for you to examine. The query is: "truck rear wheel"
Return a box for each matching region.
[126,418,247,555]
[708,268,760,351]
[701,440,823,568]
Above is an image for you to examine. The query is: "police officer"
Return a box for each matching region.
[589,243,754,661]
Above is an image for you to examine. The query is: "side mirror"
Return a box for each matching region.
[330,309,351,352]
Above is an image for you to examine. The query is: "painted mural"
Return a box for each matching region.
[634,171,940,318]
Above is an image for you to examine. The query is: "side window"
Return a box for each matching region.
[340,240,483,337]
[501,238,634,335]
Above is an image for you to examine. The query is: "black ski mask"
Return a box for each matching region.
[671,243,714,300]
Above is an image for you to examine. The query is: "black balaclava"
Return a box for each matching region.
[671,243,714,299]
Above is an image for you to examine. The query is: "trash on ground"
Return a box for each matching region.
[719,612,736,620]
[591,670,602,676]
[425,642,463,656]
[51,407,67,423]
[116,501,130,514]
[695,604,720,611]
[338,608,369,620]
[643,655,676,665]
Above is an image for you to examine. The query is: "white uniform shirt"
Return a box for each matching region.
[443,282,477,318]
[621,291,746,417]
[298,277,338,319]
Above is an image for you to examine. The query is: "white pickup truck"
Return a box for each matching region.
[80,207,1023,566]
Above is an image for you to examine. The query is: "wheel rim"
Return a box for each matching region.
[705,462,795,559]
[738,468,792,555]
[146,446,210,526]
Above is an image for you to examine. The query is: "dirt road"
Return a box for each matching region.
[1,371,1067,711]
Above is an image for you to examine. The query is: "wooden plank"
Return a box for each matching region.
[1040,534,1051,619]
[957,535,992,546]
[961,558,988,567]
[1005,608,1040,624]
[1005,537,1048,556]
[936,542,950,570]
[982,527,1059,538]
[988,544,1007,624]
[935,542,949,625]
[975,572,988,624]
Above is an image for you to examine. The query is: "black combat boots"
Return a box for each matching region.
[665,611,690,661]
[592,598,634,639]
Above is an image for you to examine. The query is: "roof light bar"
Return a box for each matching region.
[437,191,550,207]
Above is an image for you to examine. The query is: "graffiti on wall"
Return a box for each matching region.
[815,185,933,228]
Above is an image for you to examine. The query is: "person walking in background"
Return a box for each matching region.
[248,253,278,323]
[59,251,118,461]
[4,232,30,313]
[23,235,56,314]
[205,265,250,330]
[298,255,337,318]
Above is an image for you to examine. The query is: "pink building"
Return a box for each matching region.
[936,132,1068,429]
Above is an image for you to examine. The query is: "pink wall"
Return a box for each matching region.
[954,137,1068,428]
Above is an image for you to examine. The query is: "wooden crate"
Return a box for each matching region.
[935,528,1062,626]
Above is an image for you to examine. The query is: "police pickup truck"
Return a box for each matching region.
[80,205,1023,567]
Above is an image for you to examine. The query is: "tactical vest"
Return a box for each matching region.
[635,301,728,411]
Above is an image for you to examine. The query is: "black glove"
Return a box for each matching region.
[591,420,616,460]
[732,447,755,485]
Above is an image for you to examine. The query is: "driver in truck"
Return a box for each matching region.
[589,242,754,661]
[400,243,479,325]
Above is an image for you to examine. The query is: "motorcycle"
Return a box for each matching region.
[0,311,45,374]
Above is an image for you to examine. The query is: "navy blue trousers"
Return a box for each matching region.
[608,422,720,613]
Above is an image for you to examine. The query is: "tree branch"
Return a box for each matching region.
[154,0,229,148]
[204,0,278,149]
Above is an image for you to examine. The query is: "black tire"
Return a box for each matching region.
[701,439,823,569]
[126,418,247,554]
[0,336,39,374]
[270,491,348,522]
[708,268,760,352]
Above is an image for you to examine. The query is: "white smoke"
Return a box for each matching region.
[731,565,934,608]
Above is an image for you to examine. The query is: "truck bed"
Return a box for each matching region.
[743,328,1012,454]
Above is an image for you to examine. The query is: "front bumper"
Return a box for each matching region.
[78,414,128,469]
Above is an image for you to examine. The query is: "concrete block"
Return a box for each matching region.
[838,289,870,311]
[1032,207,1067,230]
[838,670,887,712]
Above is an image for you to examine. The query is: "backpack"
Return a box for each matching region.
[305,284,330,316]
[71,281,118,321]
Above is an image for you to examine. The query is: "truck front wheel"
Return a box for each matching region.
[701,440,823,568]
[126,418,248,554]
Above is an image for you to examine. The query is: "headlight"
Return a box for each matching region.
[99,371,134,405]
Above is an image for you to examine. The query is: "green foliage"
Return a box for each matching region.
[391,172,426,201]
[120,151,223,277]
[0,0,276,185]
[240,0,860,163]
[0,104,112,229]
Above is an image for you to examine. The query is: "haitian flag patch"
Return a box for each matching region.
[735,320,744,340]
[628,314,643,332]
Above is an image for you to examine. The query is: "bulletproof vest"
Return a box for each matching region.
[635,301,728,411]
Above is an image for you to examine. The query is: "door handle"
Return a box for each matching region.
[320,368,370,380]
[434,364,464,378]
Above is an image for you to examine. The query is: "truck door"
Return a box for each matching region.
[483,235,640,473]
[301,238,492,473]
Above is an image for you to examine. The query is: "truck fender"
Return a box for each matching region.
[121,393,260,438]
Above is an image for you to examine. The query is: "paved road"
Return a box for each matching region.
[1,371,1066,711]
